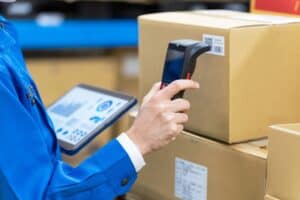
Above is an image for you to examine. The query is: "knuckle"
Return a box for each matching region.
[169,123,178,133]
[183,100,191,109]
[173,81,182,90]
[157,103,166,112]
[167,131,175,139]
[183,114,189,122]
[185,114,189,122]
[148,95,159,105]
[178,125,184,132]
[152,94,161,102]
[162,113,171,123]
[154,104,165,117]
[154,82,161,88]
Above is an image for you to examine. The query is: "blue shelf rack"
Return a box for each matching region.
[11,19,138,50]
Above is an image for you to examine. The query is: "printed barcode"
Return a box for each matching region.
[214,46,223,53]
[204,37,213,46]
[202,34,225,56]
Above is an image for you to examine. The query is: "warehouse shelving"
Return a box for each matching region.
[11,19,138,50]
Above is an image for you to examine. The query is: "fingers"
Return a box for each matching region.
[147,82,161,97]
[177,124,184,133]
[159,80,199,99]
[167,113,188,124]
[168,98,190,113]
[168,124,183,141]
[161,112,188,124]
[174,113,188,124]
[142,82,161,105]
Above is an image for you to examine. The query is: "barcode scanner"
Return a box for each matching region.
[160,39,211,99]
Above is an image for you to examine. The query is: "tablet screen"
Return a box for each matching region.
[48,86,129,146]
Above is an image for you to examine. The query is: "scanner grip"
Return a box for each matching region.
[172,43,210,99]
[160,40,211,99]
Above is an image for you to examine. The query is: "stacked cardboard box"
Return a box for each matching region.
[113,49,139,134]
[129,112,267,200]
[132,9,300,200]
[139,10,300,144]
[265,124,300,200]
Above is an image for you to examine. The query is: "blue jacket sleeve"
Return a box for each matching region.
[0,74,137,200]
[47,140,137,200]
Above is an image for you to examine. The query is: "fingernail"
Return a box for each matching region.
[195,82,200,88]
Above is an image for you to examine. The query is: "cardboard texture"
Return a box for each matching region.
[251,0,300,17]
[26,56,119,106]
[265,194,281,200]
[128,113,268,200]
[138,10,300,143]
[267,123,300,200]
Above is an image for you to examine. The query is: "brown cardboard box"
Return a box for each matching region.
[113,49,139,134]
[26,56,119,106]
[128,113,268,200]
[267,123,300,200]
[265,194,280,200]
[26,56,119,165]
[139,10,300,143]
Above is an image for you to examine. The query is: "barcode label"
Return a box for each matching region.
[203,34,225,56]
[175,157,207,200]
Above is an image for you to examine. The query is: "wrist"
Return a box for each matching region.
[126,128,150,156]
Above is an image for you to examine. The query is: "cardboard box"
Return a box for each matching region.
[265,194,280,200]
[251,0,300,17]
[128,113,267,200]
[26,56,119,106]
[114,49,139,134]
[267,123,300,200]
[139,10,300,143]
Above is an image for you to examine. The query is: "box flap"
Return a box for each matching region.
[139,12,270,29]
[194,9,244,17]
[231,139,268,159]
[197,10,300,25]
[180,131,267,159]
[265,194,281,200]
[139,10,300,30]
[270,123,300,137]
[130,110,267,159]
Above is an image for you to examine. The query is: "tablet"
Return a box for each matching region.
[47,84,137,155]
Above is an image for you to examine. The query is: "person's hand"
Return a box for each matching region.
[126,80,199,156]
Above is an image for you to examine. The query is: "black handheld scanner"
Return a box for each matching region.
[160,39,211,99]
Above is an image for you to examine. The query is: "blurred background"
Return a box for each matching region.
[0,0,249,166]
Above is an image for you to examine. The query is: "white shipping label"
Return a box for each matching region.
[175,157,208,200]
[203,34,225,56]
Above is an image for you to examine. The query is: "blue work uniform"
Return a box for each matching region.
[0,16,137,199]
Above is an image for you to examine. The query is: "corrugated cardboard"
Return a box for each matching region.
[138,10,300,143]
[128,112,268,200]
[251,0,300,17]
[265,194,281,200]
[267,123,300,200]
